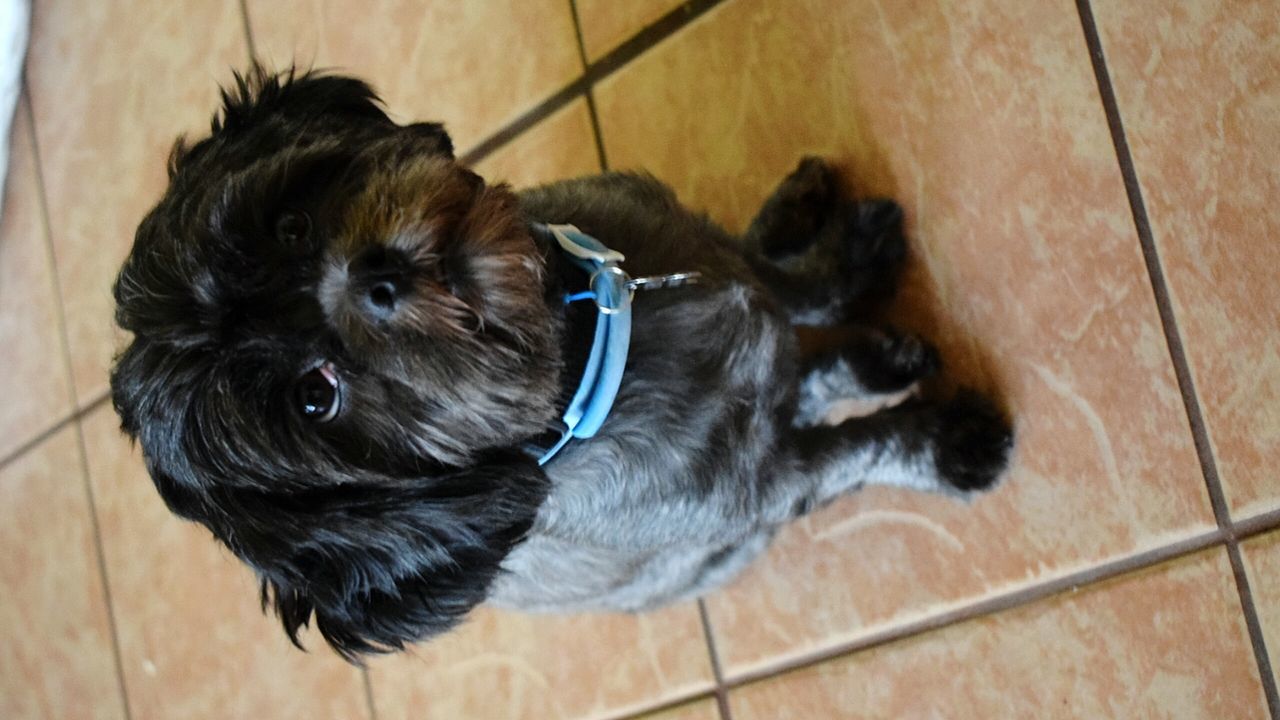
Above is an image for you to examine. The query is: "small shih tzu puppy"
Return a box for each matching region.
[110,67,1012,660]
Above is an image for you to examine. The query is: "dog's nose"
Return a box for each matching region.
[349,246,407,320]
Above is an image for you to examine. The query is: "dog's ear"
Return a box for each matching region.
[202,450,548,661]
[112,346,547,663]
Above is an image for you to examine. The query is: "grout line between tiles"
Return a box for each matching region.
[599,689,720,720]
[580,0,724,89]
[1,412,75,471]
[1076,3,1278,714]
[581,91,609,171]
[67,415,136,720]
[21,79,134,720]
[565,0,590,78]
[698,599,734,720]
[582,97,611,173]
[459,0,725,167]
[458,77,590,167]
[0,390,111,473]
[1073,0,1232,534]
[1234,508,1280,541]
[360,666,378,720]
[20,85,84,415]
[1225,540,1280,709]
[238,0,258,66]
[722,528,1227,687]
[565,0,610,172]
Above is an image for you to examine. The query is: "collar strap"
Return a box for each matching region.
[535,223,633,466]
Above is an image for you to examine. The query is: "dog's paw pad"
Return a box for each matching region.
[931,389,1014,492]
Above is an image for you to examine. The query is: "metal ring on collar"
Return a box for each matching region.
[588,265,634,315]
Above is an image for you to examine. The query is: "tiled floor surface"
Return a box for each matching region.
[1,0,1277,718]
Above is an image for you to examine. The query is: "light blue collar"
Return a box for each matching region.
[535,223,633,466]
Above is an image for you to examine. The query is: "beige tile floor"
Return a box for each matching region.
[2,1,1277,718]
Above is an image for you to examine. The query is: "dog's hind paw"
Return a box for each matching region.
[930,389,1014,493]
[815,198,907,308]
[755,156,841,258]
[842,198,906,273]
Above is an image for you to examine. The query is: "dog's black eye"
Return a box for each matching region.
[296,363,341,422]
[276,209,311,245]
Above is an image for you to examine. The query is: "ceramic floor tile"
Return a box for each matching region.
[474,99,600,189]
[247,0,582,154]
[575,0,686,61]
[79,407,370,720]
[0,95,73,460]
[595,0,1214,673]
[369,87,713,720]
[26,1,248,407]
[0,426,125,720]
[1241,530,1280,689]
[1092,0,1280,518]
[369,605,714,720]
[729,549,1266,719]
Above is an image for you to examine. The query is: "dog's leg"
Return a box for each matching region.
[743,157,906,324]
[794,326,940,427]
[761,391,1012,522]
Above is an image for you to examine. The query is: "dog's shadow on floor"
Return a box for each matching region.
[828,148,1011,420]
[892,258,1012,415]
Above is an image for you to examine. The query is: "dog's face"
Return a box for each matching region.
[111,69,558,658]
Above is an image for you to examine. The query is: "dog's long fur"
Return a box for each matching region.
[110,68,1012,660]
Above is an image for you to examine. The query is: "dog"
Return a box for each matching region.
[110,67,1013,661]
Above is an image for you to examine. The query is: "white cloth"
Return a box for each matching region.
[0,0,30,219]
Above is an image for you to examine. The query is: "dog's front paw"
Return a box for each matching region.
[848,330,940,393]
[930,389,1014,492]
